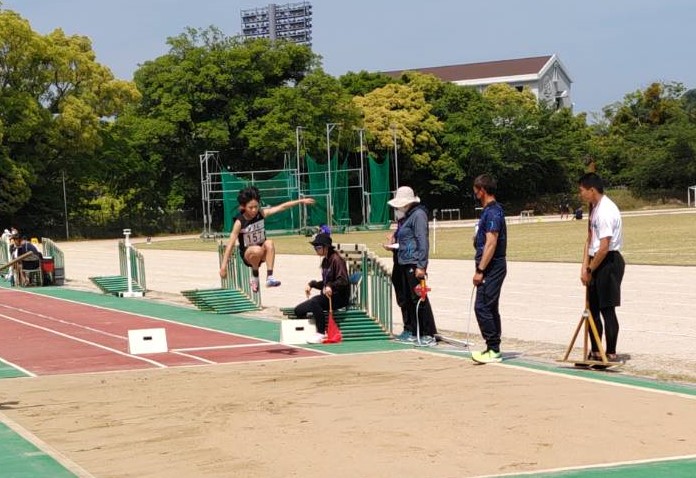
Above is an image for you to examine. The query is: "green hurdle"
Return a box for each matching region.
[335,243,393,335]
[118,240,146,292]
[181,242,261,314]
[217,242,262,309]
[89,240,146,296]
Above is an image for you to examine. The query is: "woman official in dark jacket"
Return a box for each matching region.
[386,186,437,345]
[294,233,349,344]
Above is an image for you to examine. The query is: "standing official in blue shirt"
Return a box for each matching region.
[471,175,507,364]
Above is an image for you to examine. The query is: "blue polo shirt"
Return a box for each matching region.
[474,201,507,262]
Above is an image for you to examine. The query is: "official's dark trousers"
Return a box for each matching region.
[474,257,507,353]
[392,262,437,337]
[588,251,625,355]
[294,293,349,334]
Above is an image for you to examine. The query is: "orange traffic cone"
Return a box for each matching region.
[323,296,342,344]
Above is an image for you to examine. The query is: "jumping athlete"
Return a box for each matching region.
[219,186,315,292]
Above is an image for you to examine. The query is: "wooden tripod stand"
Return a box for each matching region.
[558,286,621,369]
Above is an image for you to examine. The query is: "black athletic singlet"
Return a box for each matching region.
[235,211,266,257]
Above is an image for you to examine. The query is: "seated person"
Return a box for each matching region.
[9,234,42,286]
[294,233,349,344]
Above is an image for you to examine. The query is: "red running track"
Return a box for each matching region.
[0,289,322,376]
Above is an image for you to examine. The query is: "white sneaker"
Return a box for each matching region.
[306,333,326,344]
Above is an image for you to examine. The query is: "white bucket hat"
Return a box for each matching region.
[388,186,420,208]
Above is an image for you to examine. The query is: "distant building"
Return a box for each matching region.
[383,54,572,109]
[241,2,313,46]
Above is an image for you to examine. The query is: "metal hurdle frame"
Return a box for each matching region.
[335,243,393,334]
[118,237,146,293]
[217,242,262,308]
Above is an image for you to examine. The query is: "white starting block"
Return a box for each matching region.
[128,328,168,355]
[280,319,316,345]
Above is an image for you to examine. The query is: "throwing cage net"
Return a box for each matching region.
[202,146,394,235]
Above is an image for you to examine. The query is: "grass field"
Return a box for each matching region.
[142,213,696,266]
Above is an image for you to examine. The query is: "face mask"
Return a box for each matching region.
[395,207,407,220]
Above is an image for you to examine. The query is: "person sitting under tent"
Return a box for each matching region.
[293,233,350,344]
[219,185,315,292]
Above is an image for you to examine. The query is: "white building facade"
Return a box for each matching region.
[384,54,573,109]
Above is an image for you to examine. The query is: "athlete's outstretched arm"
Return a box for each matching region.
[263,197,315,217]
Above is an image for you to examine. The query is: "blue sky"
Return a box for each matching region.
[2,0,695,117]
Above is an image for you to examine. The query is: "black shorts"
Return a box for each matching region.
[239,244,266,268]
[590,251,625,308]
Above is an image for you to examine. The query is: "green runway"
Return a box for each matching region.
[0,421,79,478]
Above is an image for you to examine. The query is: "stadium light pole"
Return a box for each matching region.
[295,126,303,177]
[51,114,70,240]
[357,128,366,226]
[390,123,400,190]
[295,126,304,230]
[326,123,340,226]
[62,170,69,240]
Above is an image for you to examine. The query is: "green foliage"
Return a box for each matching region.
[353,81,443,192]
[242,69,361,162]
[0,156,31,214]
[595,82,696,192]
[2,9,694,237]
[339,70,394,96]
[0,9,140,228]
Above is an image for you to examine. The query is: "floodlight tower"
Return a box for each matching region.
[390,123,400,190]
[326,123,340,225]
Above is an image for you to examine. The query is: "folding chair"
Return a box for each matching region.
[348,271,363,309]
[19,253,43,287]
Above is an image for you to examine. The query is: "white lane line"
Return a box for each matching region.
[170,350,217,364]
[0,303,127,341]
[470,453,696,477]
[0,313,167,368]
[1,289,278,344]
[0,356,36,377]
[172,343,276,352]
[0,413,97,478]
[434,349,696,400]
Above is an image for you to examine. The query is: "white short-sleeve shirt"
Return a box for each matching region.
[589,195,623,255]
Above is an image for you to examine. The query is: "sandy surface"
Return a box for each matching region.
[54,236,696,383]
[2,231,696,478]
[2,352,696,478]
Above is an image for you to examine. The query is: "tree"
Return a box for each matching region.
[0,10,140,232]
[353,82,443,191]
[241,69,361,163]
[127,31,319,220]
[595,82,696,193]
[338,70,394,96]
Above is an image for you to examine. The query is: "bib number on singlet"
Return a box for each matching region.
[242,220,266,246]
